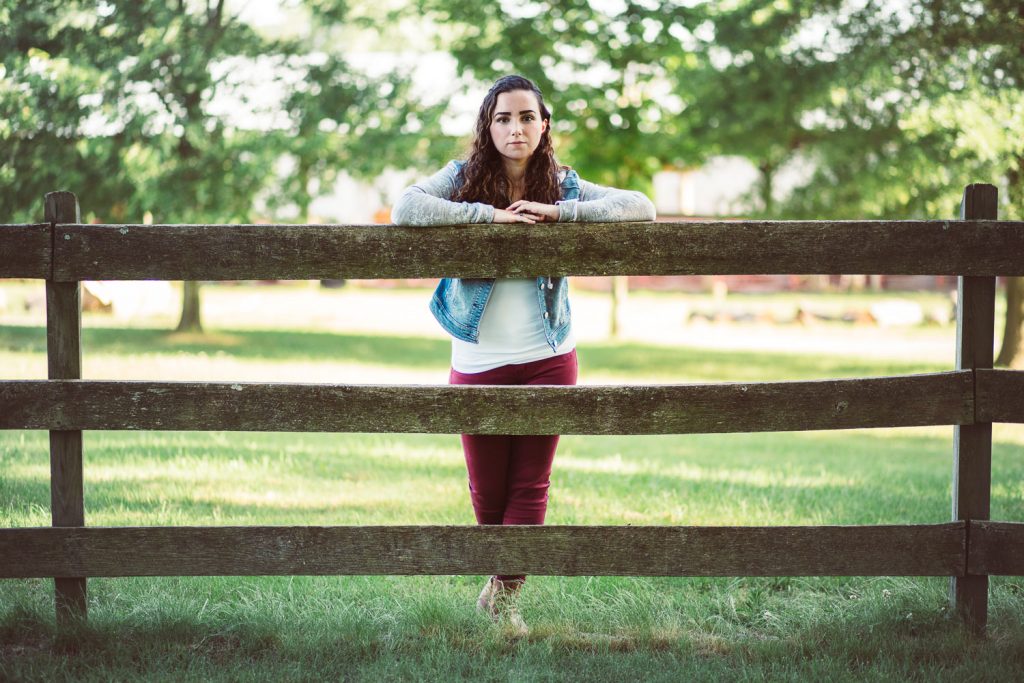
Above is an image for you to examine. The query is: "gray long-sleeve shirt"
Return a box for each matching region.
[391,161,656,226]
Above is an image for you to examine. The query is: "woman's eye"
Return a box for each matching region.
[496,117,509,123]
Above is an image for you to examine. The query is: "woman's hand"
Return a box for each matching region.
[493,208,537,224]
[506,200,559,222]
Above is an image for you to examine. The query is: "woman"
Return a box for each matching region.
[392,75,655,631]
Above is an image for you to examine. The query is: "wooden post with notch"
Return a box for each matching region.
[951,183,997,633]
[45,191,87,623]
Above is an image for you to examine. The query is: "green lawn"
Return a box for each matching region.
[1,286,1023,681]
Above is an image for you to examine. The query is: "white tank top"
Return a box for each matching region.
[451,278,576,374]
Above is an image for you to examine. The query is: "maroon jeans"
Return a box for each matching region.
[449,349,578,583]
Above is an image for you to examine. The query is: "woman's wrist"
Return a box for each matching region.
[555,199,578,223]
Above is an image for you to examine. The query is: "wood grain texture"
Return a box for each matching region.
[0,373,974,434]
[45,191,80,225]
[45,282,82,380]
[968,521,1024,575]
[50,220,1024,281]
[44,190,87,623]
[0,524,966,578]
[951,183,998,633]
[975,370,1024,423]
[0,224,51,278]
[48,431,84,526]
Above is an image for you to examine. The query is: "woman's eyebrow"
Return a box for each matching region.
[494,110,538,116]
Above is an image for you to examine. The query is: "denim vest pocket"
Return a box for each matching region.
[430,278,493,343]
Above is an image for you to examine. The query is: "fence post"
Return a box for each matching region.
[951,183,997,633]
[44,191,87,624]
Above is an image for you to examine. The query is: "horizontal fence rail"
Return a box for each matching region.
[975,370,1024,423]
[0,224,51,278]
[0,373,974,434]
[968,522,1024,575]
[2,185,1021,634]
[0,524,968,578]
[14,219,1023,281]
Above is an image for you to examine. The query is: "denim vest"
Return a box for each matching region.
[429,161,581,350]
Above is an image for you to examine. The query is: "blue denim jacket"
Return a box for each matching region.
[429,161,580,350]
[393,159,656,349]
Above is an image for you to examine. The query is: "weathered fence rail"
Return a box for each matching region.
[0,524,967,578]
[13,219,1024,281]
[0,373,974,433]
[1,184,1022,634]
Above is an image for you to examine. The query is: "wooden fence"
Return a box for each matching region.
[2,185,1023,634]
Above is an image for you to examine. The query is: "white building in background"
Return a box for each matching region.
[653,156,814,218]
[654,159,759,217]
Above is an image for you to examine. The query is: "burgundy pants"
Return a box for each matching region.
[449,349,578,583]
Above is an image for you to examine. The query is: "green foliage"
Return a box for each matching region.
[775,0,1024,221]
[0,0,451,224]
[416,0,709,191]
[6,0,1018,222]
[0,1,129,219]
[0,0,458,330]
[411,0,1021,223]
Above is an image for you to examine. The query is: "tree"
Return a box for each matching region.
[2,1,289,331]
[674,0,853,216]
[2,0,453,333]
[417,1,1023,352]
[910,0,1024,366]
[416,0,708,190]
[0,1,134,220]
[773,1,1024,364]
[266,2,460,224]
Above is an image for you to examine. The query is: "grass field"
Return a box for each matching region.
[1,283,1023,681]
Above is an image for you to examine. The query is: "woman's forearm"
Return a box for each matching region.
[391,161,495,226]
[392,189,495,226]
[556,180,656,223]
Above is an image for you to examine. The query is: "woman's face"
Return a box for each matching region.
[488,90,548,163]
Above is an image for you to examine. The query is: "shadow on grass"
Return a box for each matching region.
[2,574,1023,682]
[0,324,950,381]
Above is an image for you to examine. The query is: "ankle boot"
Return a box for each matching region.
[477,576,499,617]
[477,576,528,636]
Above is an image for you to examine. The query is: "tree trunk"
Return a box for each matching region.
[609,276,628,338]
[996,153,1024,366]
[995,276,1023,367]
[758,162,776,216]
[176,281,203,332]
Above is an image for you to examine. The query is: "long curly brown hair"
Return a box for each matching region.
[453,75,561,208]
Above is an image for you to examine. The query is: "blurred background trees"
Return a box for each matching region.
[1,0,449,331]
[1,0,1021,361]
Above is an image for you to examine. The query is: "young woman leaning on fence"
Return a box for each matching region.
[392,74,655,633]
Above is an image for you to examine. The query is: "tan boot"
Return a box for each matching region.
[478,577,528,636]
[499,598,529,637]
[477,576,499,618]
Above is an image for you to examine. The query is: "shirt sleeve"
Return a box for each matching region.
[391,161,495,226]
[556,178,657,223]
